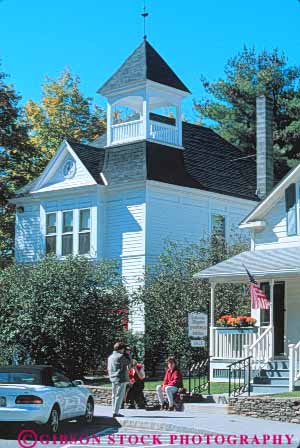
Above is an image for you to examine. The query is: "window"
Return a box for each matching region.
[285,184,297,236]
[44,209,92,257]
[46,213,57,255]
[79,209,91,255]
[62,211,73,256]
[211,214,226,239]
[51,370,73,388]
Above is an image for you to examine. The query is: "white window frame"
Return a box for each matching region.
[44,208,92,258]
[61,210,74,257]
[78,208,91,255]
[211,213,226,240]
[45,212,57,255]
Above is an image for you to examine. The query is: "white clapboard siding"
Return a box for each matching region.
[286,279,300,345]
[146,183,255,261]
[253,199,300,250]
[104,191,146,259]
[15,205,42,262]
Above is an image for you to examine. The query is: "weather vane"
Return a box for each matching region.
[141,0,149,41]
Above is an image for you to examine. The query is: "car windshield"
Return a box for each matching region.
[0,372,41,385]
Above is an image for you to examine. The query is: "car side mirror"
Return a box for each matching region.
[72,379,84,387]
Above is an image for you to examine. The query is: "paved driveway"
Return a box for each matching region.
[1,404,300,448]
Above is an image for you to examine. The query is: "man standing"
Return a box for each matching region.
[107,342,131,418]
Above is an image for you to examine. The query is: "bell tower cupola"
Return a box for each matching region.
[98,40,190,148]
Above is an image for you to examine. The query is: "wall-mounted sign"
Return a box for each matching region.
[188,312,208,338]
[190,339,206,348]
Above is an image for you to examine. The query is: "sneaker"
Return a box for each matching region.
[168,405,175,411]
[113,413,124,418]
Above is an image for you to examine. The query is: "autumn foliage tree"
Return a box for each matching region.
[25,69,106,160]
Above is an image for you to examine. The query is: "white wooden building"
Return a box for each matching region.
[196,98,300,393]
[11,40,259,334]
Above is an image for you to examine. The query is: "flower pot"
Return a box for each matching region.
[216,327,258,334]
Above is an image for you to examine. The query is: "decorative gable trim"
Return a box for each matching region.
[240,163,299,227]
[29,140,97,194]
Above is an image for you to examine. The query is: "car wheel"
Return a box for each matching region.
[46,405,60,434]
[79,398,94,424]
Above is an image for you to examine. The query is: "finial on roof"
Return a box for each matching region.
[141,0,149,41]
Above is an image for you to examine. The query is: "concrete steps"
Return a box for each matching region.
[250,359,291,394]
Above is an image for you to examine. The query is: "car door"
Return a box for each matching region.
[71,383,88,416]
[51,370,75,419]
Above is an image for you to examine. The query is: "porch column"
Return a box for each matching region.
[107,102,112,146]
[270,279,275,359]
[210,282,216,357]
[176,103,182,147]
[142,92,149,140]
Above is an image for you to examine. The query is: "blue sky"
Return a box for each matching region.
[1,0,300,120]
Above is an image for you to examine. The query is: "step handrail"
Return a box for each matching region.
[249,325,272,351]
[244,326,272,376]
[289,340,300,391]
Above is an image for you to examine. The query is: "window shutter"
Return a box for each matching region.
[285,183,297,236]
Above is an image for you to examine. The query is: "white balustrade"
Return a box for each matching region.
[111,119,143,144]
[289,341,300,391]
[149,120,178,146]
[212,328,258,359]
[248,325,272,365]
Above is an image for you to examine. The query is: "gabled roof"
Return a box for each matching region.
[15,119,260,201]
[240,162,300,227]
[66,140,105,185]
[98,40,190,95]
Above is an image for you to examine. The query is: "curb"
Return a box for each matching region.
[116,417,218,434]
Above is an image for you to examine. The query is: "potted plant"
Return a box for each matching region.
[215,314,257,334]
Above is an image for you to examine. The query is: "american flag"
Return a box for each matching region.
[243,265,270,310]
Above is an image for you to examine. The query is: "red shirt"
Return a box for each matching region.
[129,363,145,384]
[162,368,183,388]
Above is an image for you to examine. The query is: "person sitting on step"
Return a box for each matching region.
[156,357,183,411]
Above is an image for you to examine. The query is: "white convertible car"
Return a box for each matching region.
[0,365,94,433]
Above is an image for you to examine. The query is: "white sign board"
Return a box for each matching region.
[191,339,206,348]
[188,312,208,338]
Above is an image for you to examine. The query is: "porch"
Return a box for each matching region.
[195,246,300,392]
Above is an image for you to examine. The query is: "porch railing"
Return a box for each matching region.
[149,120,178,146]
[245,325,272,363]
[110,119,179,146]
[289,342,300,391]
[111,119,143,144]
[212,327,258,359]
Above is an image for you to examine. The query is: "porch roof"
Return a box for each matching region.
[194,247,300,283]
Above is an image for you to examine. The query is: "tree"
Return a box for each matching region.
[0,67,38,266]
[25,69,106,159]
[133,237,250,376]
[195,47,300,162]
[0,256,128,377]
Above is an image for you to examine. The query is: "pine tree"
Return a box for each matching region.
[195,47,300,162]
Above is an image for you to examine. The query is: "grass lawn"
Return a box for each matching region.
[268,391,300,397]
[92,378,229,395]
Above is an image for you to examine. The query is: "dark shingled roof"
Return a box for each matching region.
[74,119,260,201]
[67,140,105,184]
[98,40,190,94]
